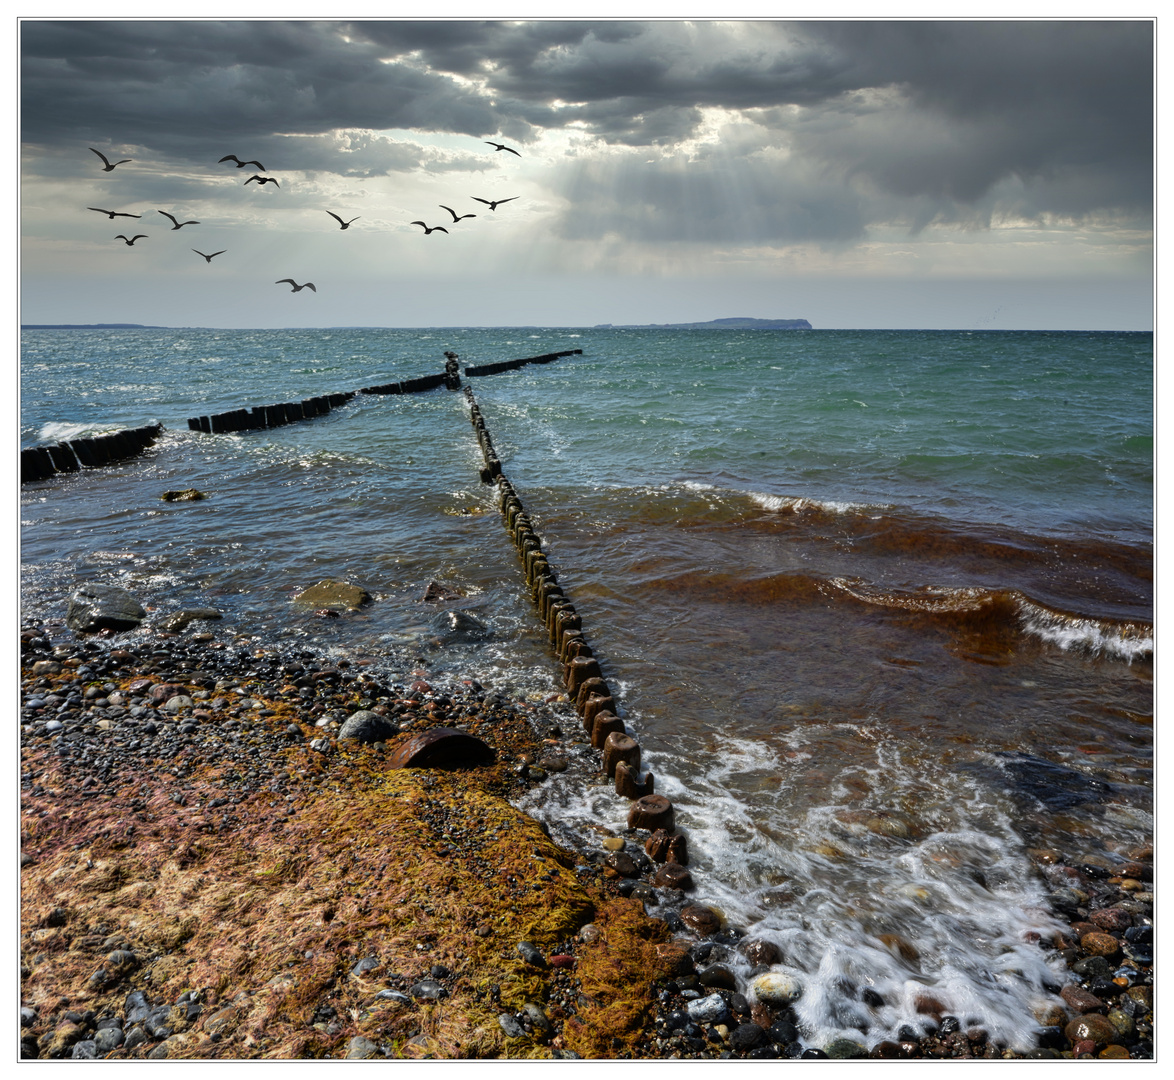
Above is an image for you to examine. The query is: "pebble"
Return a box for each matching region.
[516,941,547,968]
[686,993,729,1025]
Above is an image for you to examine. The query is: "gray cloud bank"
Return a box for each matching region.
[21,19,1153,247]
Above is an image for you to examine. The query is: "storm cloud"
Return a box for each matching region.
[18,19,1153,330]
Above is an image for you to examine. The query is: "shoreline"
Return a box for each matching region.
[19,620,1154,1060]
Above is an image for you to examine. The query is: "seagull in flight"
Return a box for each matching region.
[114,234,147,246]
[193,249,226,263]
[90,148,132,171]
[276,279,316,292]
[484,141,521,157]
[245,175,279,187]
[439,204,476,223]
[410,221,448,235]
[89,207,140,219]
[326,212,360,230]
[219,154,266,170]
[471,197,519,211]
[158,210,200,229]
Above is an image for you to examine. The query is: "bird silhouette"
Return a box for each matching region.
[471,197,519,211]
[245,175,279,187]
[410,221,448,235]
[484,141,521,157]
[114,235,147,246]
[326,212,360,230]
[90,148,132,171]
[158,210,200,229]
[439,204,476,223]
[219,154,266,170]
[276,279,316,292]
[193,249,226,262]
[89,207,140,219]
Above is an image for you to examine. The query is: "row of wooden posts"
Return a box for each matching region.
[22,349,584,486]
[463,383,683,849]
[20,424,164,485]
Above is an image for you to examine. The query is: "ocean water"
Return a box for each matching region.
[20,327,1153,1051]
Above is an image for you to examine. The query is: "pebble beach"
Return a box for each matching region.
[19,611,1154,1061]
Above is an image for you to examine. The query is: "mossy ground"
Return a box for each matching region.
[21,667,674,1059]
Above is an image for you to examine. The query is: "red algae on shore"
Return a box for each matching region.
[19,650,675,1060]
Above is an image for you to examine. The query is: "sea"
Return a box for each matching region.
[19,326,1153,1052]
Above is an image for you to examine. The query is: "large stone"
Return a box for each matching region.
[749,971,803,1007]
[160,608,222,632]
[679,904,722,936]
[1064,1013,1119,1048]
[338,711,398,744]
[292,579,371,610]
[686,993,729,1025]
[66,583,146,633]
[388,728,494,769]
[430,609,490,643]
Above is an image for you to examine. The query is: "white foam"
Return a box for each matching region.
[38,421,93,443]
[1017,599,1152,662]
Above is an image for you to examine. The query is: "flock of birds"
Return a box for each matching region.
[84,140,524,295]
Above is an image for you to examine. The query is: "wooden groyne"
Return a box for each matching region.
[463,384,685,857]
[20,424,164,484]
[186,393,355,434]
[464,349,582,378]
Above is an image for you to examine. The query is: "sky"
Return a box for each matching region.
[17,14,1155,330]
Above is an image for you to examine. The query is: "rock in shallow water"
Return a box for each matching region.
[749,971,803,1006]
[66,583,146,633]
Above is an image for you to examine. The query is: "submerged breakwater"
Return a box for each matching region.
[21,326,1153,1056]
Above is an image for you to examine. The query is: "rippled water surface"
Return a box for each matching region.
[21,327,1153,1050]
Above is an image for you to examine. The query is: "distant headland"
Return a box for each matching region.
[593,317,812,330]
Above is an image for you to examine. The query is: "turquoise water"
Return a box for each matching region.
[21,327,1153,1051]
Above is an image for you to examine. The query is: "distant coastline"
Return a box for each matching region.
[21,323,164,330]
[593,317,813,330]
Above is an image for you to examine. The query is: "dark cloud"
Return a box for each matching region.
[20,19,1153,229]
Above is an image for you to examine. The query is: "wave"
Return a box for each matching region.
[828,579,1152,663]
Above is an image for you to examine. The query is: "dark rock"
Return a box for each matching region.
[160,609,222,633]
[516,941,547,968]
[1061,984,1107,1013]
[740,938,781,967]
[66,584,146,633]
[71,1041,99,1059]
[679,904,721,936]
[826,1037,869,1059]
[627,794,674,832]
[339,711,398,744]
[160,489,206,502]
[731,1023,766,1052]
[1064,1013,1119,1048]
[698,964,737,991]
[408,979,445,1001]
[498,1014,525,1039]
[430,609,491,643]
[653,861,694,890]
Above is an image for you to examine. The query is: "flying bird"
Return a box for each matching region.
[244,175,279,187]
[90,148,132,171]
[192,249,226,262]
[89,207,140,219]
[410,221,448,235]
[326,212,360,230]
[471,197,519,211]
[276,279,316,292]
[114,235,147,246]
[158,210,200,229]
[484,141,521,157]
[439,204,476,223]
[219,154,266,170]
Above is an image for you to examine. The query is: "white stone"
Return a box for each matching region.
[749,971,803,1006]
